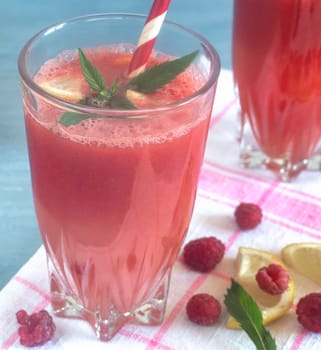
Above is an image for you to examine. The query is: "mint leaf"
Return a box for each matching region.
[224,279,277,350]
[78,48,108,96]
[59,112,93,126]
[110,96,137,110]
[128,50,199,93]
[59,98,136,126]
[111,78,119,95]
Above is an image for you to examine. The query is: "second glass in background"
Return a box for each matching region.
[233,0,321,181]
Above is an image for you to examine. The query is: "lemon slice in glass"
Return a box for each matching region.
[38,75,85,103]
[126,89,171,108]
[282,242,321,285]
[227,246,295,328]
[125,89,149,108]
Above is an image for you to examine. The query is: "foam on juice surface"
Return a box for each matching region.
[33,46,208,148]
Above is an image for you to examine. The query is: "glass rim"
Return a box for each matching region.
[18,12,221,117]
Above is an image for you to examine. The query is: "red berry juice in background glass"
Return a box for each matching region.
[18,14,220,341]
[233,0,321,181]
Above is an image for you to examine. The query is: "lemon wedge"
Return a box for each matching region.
[126,89,171,108]
[125,89,157,108]
[38,75,85,103]
[227,246,295,328]
[282,242,321,285]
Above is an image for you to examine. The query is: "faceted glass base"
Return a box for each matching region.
[49,269,171,341]
[239,112,321,182]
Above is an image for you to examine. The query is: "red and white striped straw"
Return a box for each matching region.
[128,0,171,78]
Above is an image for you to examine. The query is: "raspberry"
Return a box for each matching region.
[15,309,56,347]
[186,293,221,325]
[256,263,289,295]
[16,310,29,325]
[183,236,225,272]
[296,293,321,333]
[234,202,262,230]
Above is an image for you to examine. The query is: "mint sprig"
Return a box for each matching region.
[224,279,277,350]
[78,48,108,97]
[59,49,199,126]
[128,50,199,93]
[59,112,97,126]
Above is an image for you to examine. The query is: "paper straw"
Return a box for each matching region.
[128,0,171,78]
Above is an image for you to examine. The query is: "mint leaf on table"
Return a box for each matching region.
[224,279,277,350]
[127,50,199,93]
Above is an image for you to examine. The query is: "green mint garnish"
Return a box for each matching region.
[110,96,137,110]
[78,48,109,98]
[224,279,277,350]
[59,49,199,126]
[59,112,96,126]
[127,50,199,93]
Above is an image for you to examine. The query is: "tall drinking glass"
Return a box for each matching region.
[18,13,220,340]
[233,0,321,181]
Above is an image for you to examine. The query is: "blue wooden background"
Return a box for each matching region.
[0,0,233,289]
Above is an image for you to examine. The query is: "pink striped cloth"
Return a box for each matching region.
[1,70,321,349]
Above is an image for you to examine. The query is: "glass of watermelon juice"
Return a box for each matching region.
[18,13,220,340]
[233,0,321,181]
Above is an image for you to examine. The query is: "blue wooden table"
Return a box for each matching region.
[0,0,233,289]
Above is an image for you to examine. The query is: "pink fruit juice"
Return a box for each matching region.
[233,0,321,170]
[23,47,213,333]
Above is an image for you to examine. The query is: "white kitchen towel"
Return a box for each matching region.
[1,70,321,350]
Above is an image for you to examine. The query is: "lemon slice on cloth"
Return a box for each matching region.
[38,75,85,103]
[282,242,321,285]
[227,246,295,328]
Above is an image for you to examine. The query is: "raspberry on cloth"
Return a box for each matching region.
[256,263,289,295]
[186,294,221,325]
[183,236,225,272]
